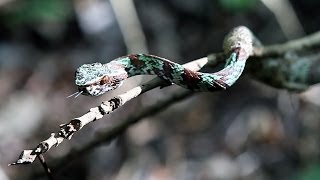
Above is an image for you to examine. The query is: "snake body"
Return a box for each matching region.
[75,26,253,96]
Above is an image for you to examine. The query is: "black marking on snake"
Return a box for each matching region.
[74,26,252,96]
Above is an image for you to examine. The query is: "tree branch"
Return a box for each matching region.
[255,30,320,56]
[9,52,224,166]
[10,27,320,172]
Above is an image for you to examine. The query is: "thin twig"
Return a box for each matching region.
[10,28,320,169]
[50,30,320,169]
[260,0,305,39]
[37,154,54,180]
[255,30,320,56]
[110,0,149,54]
[52,90,194,172]
[9,52,223,166]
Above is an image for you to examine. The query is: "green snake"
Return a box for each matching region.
[74,26,253,96]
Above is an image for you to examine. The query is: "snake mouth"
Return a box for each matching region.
[77,85,92,96]
[77,76,108,96]
[77,84,102,96]
[77,82,117,96]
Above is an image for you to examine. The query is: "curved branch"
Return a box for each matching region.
[10,27,320,170]
[9,51,224,166]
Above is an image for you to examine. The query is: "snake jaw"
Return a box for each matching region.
[77,83,121,96]
[78,81,124,96]
[77,76,125,96]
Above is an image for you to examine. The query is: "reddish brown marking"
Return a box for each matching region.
[153,68,160,76]
[100,76,110,85]
[162,61,174,79]
[182,68,201,88]
[129,54,145,68]
[98,73,128,86]
[213,80,228,89]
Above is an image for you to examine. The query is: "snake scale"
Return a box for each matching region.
[74,26,253,96]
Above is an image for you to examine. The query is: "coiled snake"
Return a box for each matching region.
[74,26,253,96]
[10,26,254,166]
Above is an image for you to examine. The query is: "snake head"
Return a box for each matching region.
[75,62,128,96]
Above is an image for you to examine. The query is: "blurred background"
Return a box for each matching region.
[1,0,320,179]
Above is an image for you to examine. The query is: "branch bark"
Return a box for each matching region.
[255,30,320,56]
[9,51,224,166]
[10,27,320,172]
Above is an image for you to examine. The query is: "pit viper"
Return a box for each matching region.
[74,26,253,96]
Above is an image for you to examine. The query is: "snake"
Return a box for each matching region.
[73,26,253,96]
